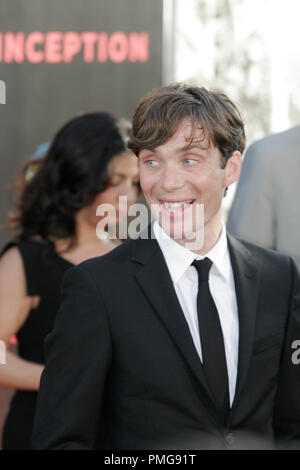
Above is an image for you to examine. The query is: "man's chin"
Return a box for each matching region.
[159,219,203,245]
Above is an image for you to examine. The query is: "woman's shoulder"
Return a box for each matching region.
[1,237,48,259]
[0,243,27,296]
[0,238,53,295]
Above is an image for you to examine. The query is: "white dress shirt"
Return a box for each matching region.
[153,220,239,406]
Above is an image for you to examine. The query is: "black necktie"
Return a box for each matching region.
[192,258,230,423]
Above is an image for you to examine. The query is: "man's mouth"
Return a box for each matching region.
[159,199,195,210]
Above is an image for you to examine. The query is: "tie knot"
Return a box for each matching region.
[192,257,212,281]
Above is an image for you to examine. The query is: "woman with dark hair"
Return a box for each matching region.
[0,112,140,449]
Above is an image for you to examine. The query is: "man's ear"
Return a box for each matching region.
[224,151,242,188]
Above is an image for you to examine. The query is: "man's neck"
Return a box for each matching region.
[176,214,223,256]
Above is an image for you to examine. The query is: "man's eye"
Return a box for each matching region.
[184,159,198,165]
[145,159,159,167]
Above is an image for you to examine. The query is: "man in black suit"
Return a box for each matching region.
[32,84,300,450]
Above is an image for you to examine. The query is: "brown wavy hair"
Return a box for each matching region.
[128,83,246,167]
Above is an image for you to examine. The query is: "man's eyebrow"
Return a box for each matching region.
[180,142,209,152]
[139,150,156,157]
[139,142,209,156]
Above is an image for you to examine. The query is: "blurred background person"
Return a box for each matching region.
[7,142,51,231]
[227,125,300,270]
[0,141,51,449]
[0,142,50,450]
[0,112,140,450]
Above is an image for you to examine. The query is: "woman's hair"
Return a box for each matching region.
[12,112,126,245]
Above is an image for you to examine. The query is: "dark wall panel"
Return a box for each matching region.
[0,0,163,246]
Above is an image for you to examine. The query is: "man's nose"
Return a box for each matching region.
[161,164,185,191]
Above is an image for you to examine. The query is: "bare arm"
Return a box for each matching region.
[0,247,44,390]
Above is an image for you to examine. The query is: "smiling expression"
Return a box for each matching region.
[139,118,241,245]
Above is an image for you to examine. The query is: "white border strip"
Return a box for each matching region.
[162,0,175,84]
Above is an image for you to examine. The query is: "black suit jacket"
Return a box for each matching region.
[32,234,300,450]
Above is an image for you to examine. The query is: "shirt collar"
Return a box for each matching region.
[153,220,229,284]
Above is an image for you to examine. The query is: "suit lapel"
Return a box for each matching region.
[132,234,219,420]
[131,230,260,424]
[227,235,260,418]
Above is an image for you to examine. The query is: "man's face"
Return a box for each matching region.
[139,118,240,245]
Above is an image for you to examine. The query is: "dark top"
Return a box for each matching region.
[1,239,73,450]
